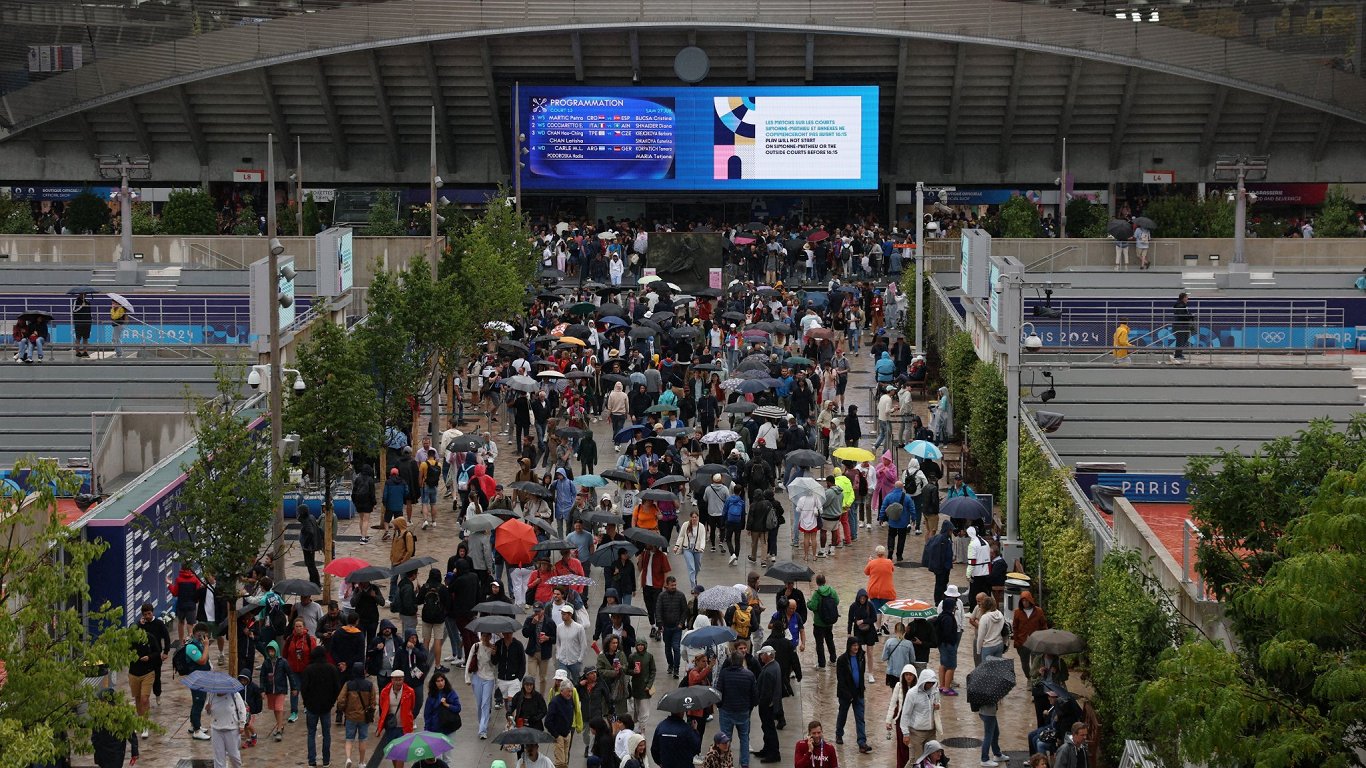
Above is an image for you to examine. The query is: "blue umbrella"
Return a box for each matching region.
[574,474,607,488]
[614,424,647,443]
[904,440,943,461]
[179,670,244,693]
[601,316,629,328]
[682,625,739,648]
[734,379,768,394]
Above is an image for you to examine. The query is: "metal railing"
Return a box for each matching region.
[1024,300,1350,365]
[920,237,1366,270]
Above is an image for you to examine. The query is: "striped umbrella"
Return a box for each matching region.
[880,598,937,619]
[384,731,455,761]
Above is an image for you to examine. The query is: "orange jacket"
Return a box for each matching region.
[863,557,896,601]
[377,681,415,733]
[632,501,660,531]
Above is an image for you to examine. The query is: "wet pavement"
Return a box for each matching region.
[124,349,1042,768]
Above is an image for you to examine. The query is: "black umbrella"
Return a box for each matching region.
[1133,216,1157,231]
[601,468,639,484]
[532,538,574,553]
[764,561,815,583]
[499,339,529,353]
[731,368,771,381]
[467,615,523,635]
[510,481,553,498]
[493,727,555,745]
[589,541,638,567]
[721,311,746,323]
[942,496,989,521]
[639,489,679,504]
[556,427,590,441]
[695,288,722,298]
[597,302,627,317]
[966,657,1017,707]
[474,600,524,616]
[629,438,669,455]
[345,566,391,583]
[653,475,688,487]
[578,509,627,526]
[525,517,558,537]
[1107,219,1134,241]
[274,578,321,596]
[743,221,766,233]
[446,435,484,453]
[601,373,632,387]
[785,449,826,468]
[628,326,656,339]
[624,528,669,548]
[390,556,437,576]
[723,402,757,415]
[670,326,700,339]
[67,285,99,295]
[600,603,650,617]
[658,686,722,713]
[564,324,593,339]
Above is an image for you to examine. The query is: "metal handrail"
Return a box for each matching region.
[188,242,246,271]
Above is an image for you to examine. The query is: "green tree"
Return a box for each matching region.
[129,201,161,235]
[965,362,1006,494]
[355,265,428,472]
[942,331,979,438]
[999,196,1042,238]
[0,460,146,766]
[1065,199,1109,238]
[364,193,405,237]
[1186,415,1366,643]
[160,189,218,235]
[66,191,111,234]
[1315,184,1358,237]
[1086,549,1184,764]
[285,318,381,596]
[302,193,321,236]
[1015,436,1094,634]
[1201,195,1235,237]
[446,193,537,348]
[1143,196,1203,238]
[275,203,298,236]
[1138,459,1366,768]
[141,367,284,676]
[0,197,34,234]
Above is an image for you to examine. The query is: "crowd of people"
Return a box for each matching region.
[112,255,1088,768]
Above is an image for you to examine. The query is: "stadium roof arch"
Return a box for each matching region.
[2,0,1363,185]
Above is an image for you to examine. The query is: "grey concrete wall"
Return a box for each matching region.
[97,411,193,485]
[921,236,1366,270]
[1112,497,1234,649]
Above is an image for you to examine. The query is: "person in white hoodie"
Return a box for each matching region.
[965,526,992,605]
[974,597,1006,661]
[897,666,941,764]
[205,689,248,768]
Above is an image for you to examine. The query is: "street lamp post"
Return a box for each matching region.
[428,106,443,443]
[1212,154,1269,271]
[266,133,286,581]
[913,181,925,353]
[95,154,151,265]
[295,137,304,236]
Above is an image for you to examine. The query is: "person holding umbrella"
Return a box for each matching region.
[204,679,249,768]
[72,291,93,358]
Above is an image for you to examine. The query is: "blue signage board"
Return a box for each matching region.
[1095,473,1189,502]
[86,480,185,624]
[516,86,879,191]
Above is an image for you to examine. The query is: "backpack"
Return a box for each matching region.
[242,682,264,715]
[816,592,839,626]
[723,496,745,525]
[265,594,289,636]
[421,585,446,624]
[885,502,905,523]
[424,459,441,488]
[171,642,195,675]
[935,602,958,639]
[456,463,471,492]
[728,603,752,638]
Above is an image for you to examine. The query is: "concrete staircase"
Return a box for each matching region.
[1181,271,1218,291]
[144,266,182,291]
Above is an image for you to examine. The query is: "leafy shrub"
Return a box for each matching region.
[66,191,111,234]
[999,196,1042,238]
[965,362,1007,494]
[365,193,405,237]
[160,189,218,235]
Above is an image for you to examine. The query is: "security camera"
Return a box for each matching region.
[433,175,444,188]
[288,172,297,182]
[1023,333,1044,352]
[1054,177,1061,186]
[293,376,306,393]
[247,368,262,389]
[269,237,285,256]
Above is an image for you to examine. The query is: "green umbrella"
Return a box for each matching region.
[568,302,597,316]
[384,731,455,761]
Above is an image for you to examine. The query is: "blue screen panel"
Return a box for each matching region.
[517,86,879,191]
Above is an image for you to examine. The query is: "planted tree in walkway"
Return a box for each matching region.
[143,367,283,675]
[445,190,538,347]
[160,189,218,235]
[286,317,381,596]
[1315,184,1358,237]
[1139,454,1366,768]
[999,195,1043,238]
[0,460,145,767]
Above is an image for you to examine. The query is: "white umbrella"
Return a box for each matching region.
[506,375,540,393]
[638,275,662,285]
[701,430,740,445]
[787,477,825,502]
[484,321,515,333]
[556,222,570,235]
[537,370,565,379]
[598,230,617,240]
[105,293,134,312]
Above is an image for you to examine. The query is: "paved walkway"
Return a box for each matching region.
[123,350,1040,768]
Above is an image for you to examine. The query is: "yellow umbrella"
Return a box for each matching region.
[556,336,586,346]
[832,447,876,463]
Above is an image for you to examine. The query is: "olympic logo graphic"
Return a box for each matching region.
[1261,331,1287,344]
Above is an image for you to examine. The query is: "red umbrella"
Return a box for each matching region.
[495,519,538,567]
[733,236,755,245]
[323,557,370,578]
[805,230,830,243]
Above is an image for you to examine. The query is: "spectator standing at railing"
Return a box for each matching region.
[73,293,93,358]
[1170,293,1194,364]
[1112,319,1131,364]
[110,301,128,357]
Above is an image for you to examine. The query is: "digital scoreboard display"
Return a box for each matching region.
[518,86,878,191]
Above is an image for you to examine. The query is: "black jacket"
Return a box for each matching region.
[129,617,171,677]
[91,728,137,768]
[605,558,637,597]
[494,637,527,681]
[652,714,703,768]
[300,660,343,714]
[654,588,689,629]
[760,628,801,686]
[757,659,783,711]
[522,614,557,660]
[835,644,867,702]
[715,661,757,714]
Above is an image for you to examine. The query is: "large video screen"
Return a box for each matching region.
[517,86,878,191]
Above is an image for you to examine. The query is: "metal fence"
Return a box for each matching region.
[919,236,1366,270]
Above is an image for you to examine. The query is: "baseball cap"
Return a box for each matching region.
[559,604,575,614]
[390,669,405,678]
[758,646,776,657]
[714,733,731,744]
[390,468,399,476]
